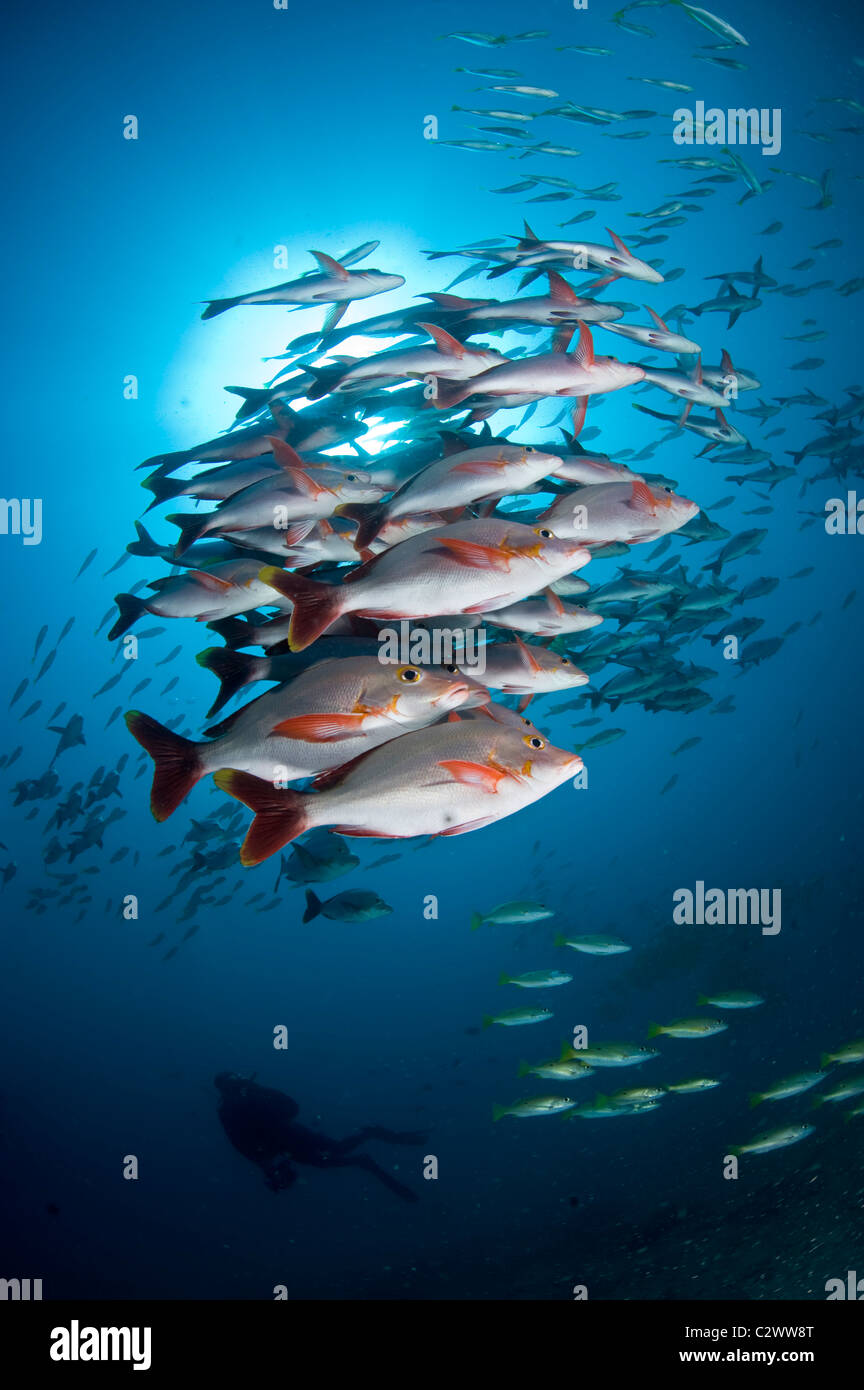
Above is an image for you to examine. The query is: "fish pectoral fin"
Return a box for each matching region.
[437,759,510,793]
[449,457,509,476]
[187,569,234,592]
[270,713,368,742]
[432,538,512,571]
[628,480,658,516]
[321,303,348,335]
[268,436,308,473]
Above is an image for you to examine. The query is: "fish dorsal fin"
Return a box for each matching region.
[421,291,489,309]
[714,408,730,428]
[720,349,734,374]
[553,326,575,353]
[523,219,540,242]
[267,438,324,495]
[606,227,632,257]
[310,250,351,280]
[311,745,378,791]
[417,322,467,358]
[544,587,565,615]
[268,436,308,473]
[691,356,703,386]
[570,321,595,368]
[646,306,669,333]
[513,634,542,672]
[547,271,579,304]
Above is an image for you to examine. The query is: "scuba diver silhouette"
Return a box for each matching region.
[214,1074,426,1203]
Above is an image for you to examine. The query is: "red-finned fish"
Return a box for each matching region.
[538,480,698,545]
[432,322,645,411]
[213,714,583,864]
[107,559,294,641]
[169,440,387,556]
[599,308,701,356]
[201,250,405,336]
[338,444,563,552]
[485,592,604,636]
[421,272,625,327]
[304,323,507,398]
[463,636,589,697]
[260,518,592,651]
[509,224,665,288]
[126,655,487,821]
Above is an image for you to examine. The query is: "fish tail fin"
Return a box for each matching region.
[302,888,322,923]
[196,647,260,717]
[166,512,212,557]
[728,1145,742,1157]
[553,933,566,947]
[108,593,147,641]
[258,567,345,651]
[206,616,254,648]
[481,1015,494,1030]
[430,378,471,410]
[497,972,510,986]
[516,1060,531,1078]
[647,1023,663,1039]
[696,994,709,1005]
[212,770,310,865]
[820,1052,833,1068]
[492,1104,507,1122]
[136,450,188,476]
[748,1093,763,1108]
[127,520,167,559]
[335,502,388,553]
[224,385,272,418]
[303,364,345,400]
[701,561,721,575]
[201,297,241,320]
[141,473,187,512]
[125,710,204,821]
[469,911,483,931]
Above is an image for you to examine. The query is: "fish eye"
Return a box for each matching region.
[524,734,545,749]
[345,473,358,482]
[444,664,459,674]
[534,526,554,539]
[560,657,570,665]
[664,486,672,493]
[397,666,422,683]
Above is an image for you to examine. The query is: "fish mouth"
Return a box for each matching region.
[435,681,481,708]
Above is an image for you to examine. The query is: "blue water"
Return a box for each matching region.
[2,0,863,1300]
